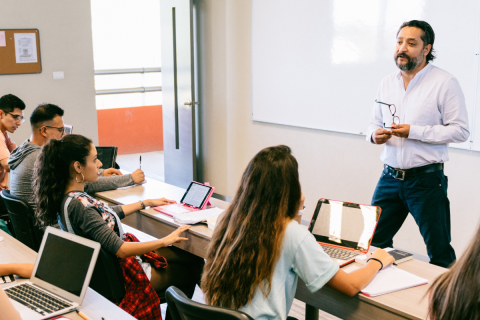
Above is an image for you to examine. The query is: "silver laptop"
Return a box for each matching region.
[308,199,381,267]
[3,227,100,319]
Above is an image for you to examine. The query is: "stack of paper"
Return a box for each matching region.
[173,207,224,225]
[361,266,428,297]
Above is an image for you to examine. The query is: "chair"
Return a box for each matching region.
[165,286,254,320]
[88,247,126,302]
[1,190,43,251]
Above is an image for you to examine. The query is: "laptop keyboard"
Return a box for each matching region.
[5,283,72,316]
[321,245,361,260]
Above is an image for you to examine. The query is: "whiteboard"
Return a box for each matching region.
[252,0,480,149]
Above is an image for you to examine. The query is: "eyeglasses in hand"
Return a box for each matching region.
[375,100,399,129]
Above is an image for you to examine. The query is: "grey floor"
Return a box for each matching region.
[116,151,165,182]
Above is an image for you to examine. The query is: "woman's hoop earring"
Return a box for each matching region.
[75,172,85,183]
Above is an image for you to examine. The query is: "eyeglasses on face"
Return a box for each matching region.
[375,100,400,128]
[6,112,25,123]
[44,126,65,134]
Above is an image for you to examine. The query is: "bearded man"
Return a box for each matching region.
[366,20,469,268]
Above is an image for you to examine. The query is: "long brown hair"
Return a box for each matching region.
[201,145,301,309]
[33,134,92,226]
[427,222,480,319]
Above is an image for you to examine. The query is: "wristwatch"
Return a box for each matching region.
[140,201,146,209]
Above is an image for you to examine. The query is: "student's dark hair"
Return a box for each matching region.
[30,103,65,129]
[397,20,436,62]
[0,94,26,113]
[427,221,480,319]
[34,134,92,226]
[202,145,301,309]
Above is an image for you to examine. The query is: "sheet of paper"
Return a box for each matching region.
[14,33,37,63]
[0,31,6,47]
[173,207,224,225]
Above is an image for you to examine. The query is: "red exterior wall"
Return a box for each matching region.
[97,105,163,154]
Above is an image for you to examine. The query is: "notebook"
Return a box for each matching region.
[360,266,428,297]
[172,207,224,225]
[309,199,381,267]
[2,227,100,320]
[154,181,215,217]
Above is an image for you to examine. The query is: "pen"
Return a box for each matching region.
[140,155,142,170]
[77,311,91,320]
[102,318,109,320]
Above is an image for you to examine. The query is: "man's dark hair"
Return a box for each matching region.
[0,94,26,113]
[30,103,65,129]
[397,20,436,62]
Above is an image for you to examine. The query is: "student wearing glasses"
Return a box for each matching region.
[8,103,146,211]
[0,94,26,220]
[366,21,469,268]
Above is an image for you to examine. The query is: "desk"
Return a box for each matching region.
[96,180,446,320]
[0,230,136,320]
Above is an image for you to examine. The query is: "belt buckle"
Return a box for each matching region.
[394,169,405,181]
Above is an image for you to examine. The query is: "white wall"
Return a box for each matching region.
[197,0,480,257]
[0,0,98,145]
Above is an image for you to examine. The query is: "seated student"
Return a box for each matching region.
[428,222,480,319]
[8,103,145,211]
[0,94,26,220]
[201,145,394,320]
[34,134,203,320]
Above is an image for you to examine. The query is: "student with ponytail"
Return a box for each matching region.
[201,145,394,320]
[34,134,204,320]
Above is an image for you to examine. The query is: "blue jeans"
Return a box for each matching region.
[371,169,455,268]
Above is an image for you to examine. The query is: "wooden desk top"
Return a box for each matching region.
[96,179,446,320]
[0,230,135,320]
[95,178,230,241]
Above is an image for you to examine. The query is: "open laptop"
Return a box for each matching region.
[2,227,100,319]
[309,199,381,267]
[154,181,215,216]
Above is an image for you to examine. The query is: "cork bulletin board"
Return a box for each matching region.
[0,29,42,75]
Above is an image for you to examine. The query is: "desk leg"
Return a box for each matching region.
[305,304,319,320]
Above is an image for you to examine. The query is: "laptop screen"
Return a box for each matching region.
[34,233,95,297]
[309,199,381,252]
[181,182,212,208]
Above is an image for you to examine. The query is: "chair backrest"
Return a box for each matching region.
[165,286,254,320]
[1,190,43,251]
[88,247,126,301]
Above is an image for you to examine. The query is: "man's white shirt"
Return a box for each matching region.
[366,63,470,169]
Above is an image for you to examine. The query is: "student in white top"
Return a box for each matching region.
[201,145,394,320]
[366,20,469,268]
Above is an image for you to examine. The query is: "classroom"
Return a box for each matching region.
[1,0,480,319]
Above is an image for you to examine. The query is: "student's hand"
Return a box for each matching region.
[145,198,177,207]
[391,124,410,138]
[162,225,191,245]
[372,128,393,144]
[103,168,123,176]
[131,169,145,184]
[367,248,395,270]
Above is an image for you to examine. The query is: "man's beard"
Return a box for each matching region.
[394,52,423,71]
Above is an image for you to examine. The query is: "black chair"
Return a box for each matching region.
[1,190,43,251]
[165,286,254,320]
[88,247,126,302]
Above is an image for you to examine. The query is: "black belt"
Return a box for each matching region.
[384,163,444,181]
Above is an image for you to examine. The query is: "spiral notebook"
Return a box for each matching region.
[360,266,428,297]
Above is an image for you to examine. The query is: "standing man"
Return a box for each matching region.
[366,20,469,268]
